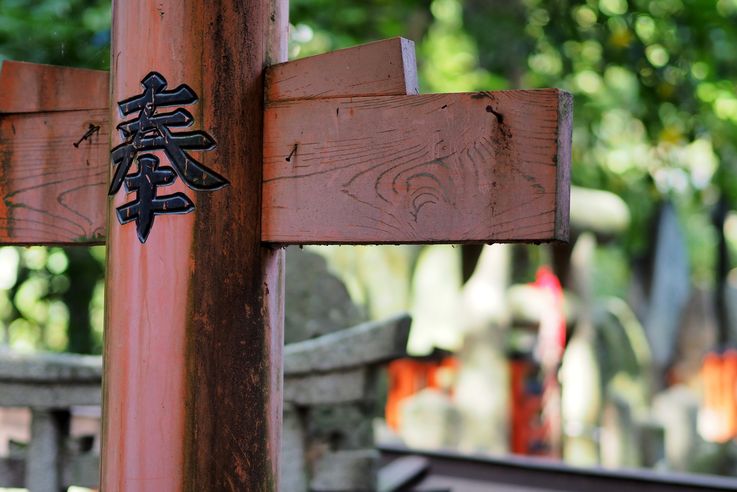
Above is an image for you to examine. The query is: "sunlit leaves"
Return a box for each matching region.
[0,248,19,290]
[717,0,737,16]
[691,61,709,80]
[0,246,76,352]
[421,0,500,91]
[634,15,656,43]
[431,0,463,28]
[574,6,598,30]
[47,249,69,275]
[645,44,669,67]
[528,46,562,77]
[600,0,629,16]
[697,81,737,124]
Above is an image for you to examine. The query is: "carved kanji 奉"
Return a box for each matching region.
[111,72,227,241]
[0,2,571,490]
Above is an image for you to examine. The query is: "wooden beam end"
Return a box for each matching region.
[399,37,419,95]
[555,89,573,242]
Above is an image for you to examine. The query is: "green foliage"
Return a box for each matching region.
[523,0,737,262]
[2,0,737,352]
[290,0,431,56]
[0,0,111,69]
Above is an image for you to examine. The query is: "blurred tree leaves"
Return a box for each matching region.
[2,0,737,351]
[290,0,432,57]
[0,0,110,69]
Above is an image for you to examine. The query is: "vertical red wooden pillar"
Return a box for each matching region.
[102,1,287,490]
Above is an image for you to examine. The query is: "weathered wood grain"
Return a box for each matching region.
[0,61,108,113]
[103,1,287,491]
[266,37,418,102]
[0,36,419,247]
[0,110,109,244]
[263,89,572,244]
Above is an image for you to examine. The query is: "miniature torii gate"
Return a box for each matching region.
[0,1,571,490]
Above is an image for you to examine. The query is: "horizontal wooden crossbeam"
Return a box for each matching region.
[263,89,571,244]
[0,37,571,246]
[0,38,418,245]
[0,61,109,244]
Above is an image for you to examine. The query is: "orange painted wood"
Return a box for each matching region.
[0,36,418,247]
[0,60,108,113]
[262,89,572,244]
[265,37,418,101]
[0,61,109,245]
[102,1,286,491]
[0,109,109,244]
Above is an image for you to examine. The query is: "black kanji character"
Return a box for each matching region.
[110,72,229,243]
[110,71,227,195]
[116,154,195,243]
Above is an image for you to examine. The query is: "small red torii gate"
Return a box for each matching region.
[0,1,571,490]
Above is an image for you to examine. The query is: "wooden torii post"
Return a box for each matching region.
[0,1,571,490]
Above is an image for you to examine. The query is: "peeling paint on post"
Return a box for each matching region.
[102,1,288,490]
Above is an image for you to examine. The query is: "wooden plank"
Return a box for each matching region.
[0,37,418,247]
[0,61,108,113]
[266,37,418,102]
[101,1,287,491]
[0,110,109,244]
[262,89,572,244]
[0,61,109,245]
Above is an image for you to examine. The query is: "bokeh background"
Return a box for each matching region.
[2,0,737,479]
